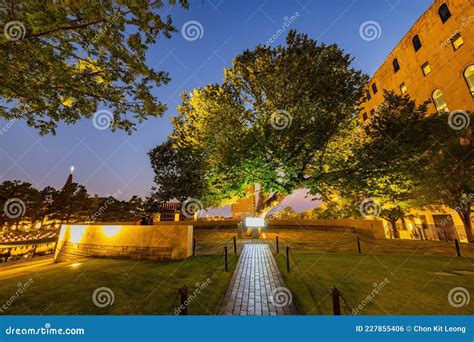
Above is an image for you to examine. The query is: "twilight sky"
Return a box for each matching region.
[0,0,431,214]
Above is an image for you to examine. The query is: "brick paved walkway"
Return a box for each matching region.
[219,244,297,315]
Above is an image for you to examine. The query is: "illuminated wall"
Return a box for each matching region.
[54,224,193,262]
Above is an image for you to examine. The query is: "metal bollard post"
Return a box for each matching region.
[332,287,341,315]
[357,236,361,254]
[455,239,461,257]
[193,238,196,256]
[178,285,188,315]
[233,236,237,254]
[286,246,290,272]
[224,246,228,272]
[276,236,279,254]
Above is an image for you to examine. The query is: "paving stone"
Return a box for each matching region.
[219,244,297,315]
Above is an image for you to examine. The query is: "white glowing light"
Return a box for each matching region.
[102,225,121,237]
[245,217,266,227]
[70,263,82,268]
[70,166,75,173]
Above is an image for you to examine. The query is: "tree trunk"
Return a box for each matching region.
[457,207,473,243]
[255,192,286,218]
[388,219,400,238]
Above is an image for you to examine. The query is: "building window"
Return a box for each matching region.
[432,89,449,113]
[421,62,431,76]
[367,90,371,100]
[393,58,400,73]
[412,35,422,52]
[464,65,474,96]
[438,3,451,23]
[370,109,375,117]
[362,112,368,121]
[371,82,378,94]
[400,82,407,95]
[451,33,464,50]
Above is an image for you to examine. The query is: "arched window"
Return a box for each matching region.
[438,3,451,23]
[432,89,449,113]
[464,65,474,96]
[412,35,422,51]
[393,58,400,72]
[371,82,378,94]
[400,82,407,95]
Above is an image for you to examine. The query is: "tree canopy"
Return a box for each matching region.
[0,0,188,134]
[328,91,473,239]
[0,179,150,227]
[150,30,368,216]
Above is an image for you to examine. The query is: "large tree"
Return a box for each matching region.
[332,91,473,240]
[321,92,434,235]
[413,118,474,241]
[0,0,187,134]
[150,31,368,216]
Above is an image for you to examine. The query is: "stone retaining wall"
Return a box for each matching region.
[54,224,193,262]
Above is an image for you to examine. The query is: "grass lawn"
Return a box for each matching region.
[1,228,473,316]
[275,251,474,315]
[0,254,237,315]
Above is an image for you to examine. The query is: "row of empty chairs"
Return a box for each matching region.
[0,228,59,263]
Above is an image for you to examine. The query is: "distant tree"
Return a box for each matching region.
[92,196,126,222]
[92,195,144,222]
[0,0,188,134]
[126,195,145,220]
[272,206,298,220]
[34,186,58,227]
[307,194,359,220]
[49,182,90,223]
[0,180,40,227]
[150,31,368,217]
